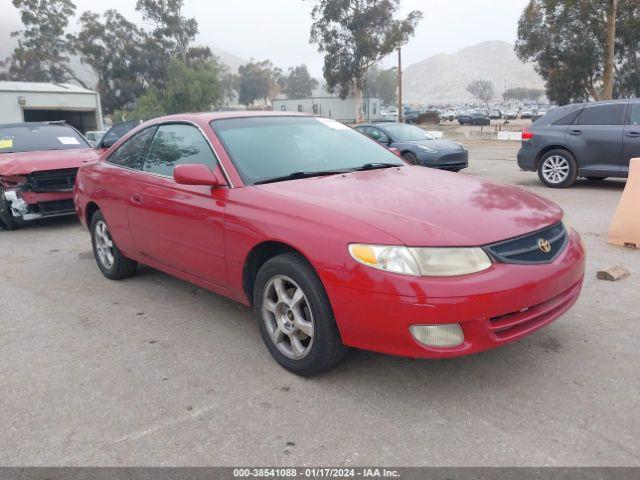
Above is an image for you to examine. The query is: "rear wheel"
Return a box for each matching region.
[537,149,578,188]
[90,210,137,280]
[254,252,347,376]
[402,151,418,165]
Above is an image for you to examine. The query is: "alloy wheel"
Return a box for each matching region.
[94,220,115,269]
[542,155,570,184]
[261,275,314,360]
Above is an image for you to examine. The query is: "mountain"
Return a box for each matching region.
[211,46,246,73]
[402,41,545,105]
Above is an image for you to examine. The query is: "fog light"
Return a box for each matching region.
[410,324,464,347]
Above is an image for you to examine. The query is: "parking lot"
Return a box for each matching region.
[1,139,639,467]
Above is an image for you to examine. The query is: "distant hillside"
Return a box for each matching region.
[403,41,545,104]
[211,46,246,73]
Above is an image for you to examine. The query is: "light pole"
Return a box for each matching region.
[397,48,403,123]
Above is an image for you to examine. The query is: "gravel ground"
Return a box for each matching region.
[1,140,638,466]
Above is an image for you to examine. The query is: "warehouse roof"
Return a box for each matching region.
[0,81,96,94]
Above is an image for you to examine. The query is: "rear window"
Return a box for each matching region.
[577,104,626,126]
[0,124,89,153]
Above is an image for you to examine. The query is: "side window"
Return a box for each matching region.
[553,109,581,126]
[628,104,640,126]
[142,124,217,177]
[578,104,626,126]
[107,127,156,170]
[370,128,390,143]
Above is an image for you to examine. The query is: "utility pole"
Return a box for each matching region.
[398,48,403,123]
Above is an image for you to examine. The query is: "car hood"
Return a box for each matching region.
[255,166,562,247]
[0,148,99,176]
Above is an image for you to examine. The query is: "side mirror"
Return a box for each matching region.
[174,164,226,187]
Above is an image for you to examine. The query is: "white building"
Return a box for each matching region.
[272,95,382,123]
[0,81,103,133]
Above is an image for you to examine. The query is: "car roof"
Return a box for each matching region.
[148,111,310,124]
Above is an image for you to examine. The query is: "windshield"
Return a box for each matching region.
[211,116,404,185]
[0,124,89,154]
[382,124,435,142]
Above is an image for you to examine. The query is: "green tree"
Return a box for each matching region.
[515,0,638,104]
[135,0,198,63]
[282,65,319,98]
[309,0,422,122]
[1,0,87,86]
[616,0,640,97]
[162,58,223,114]
[70,9,147,114]
[467,80,494,107]
[365,66,398,107]
[238,60,280,106]
[119,87,166,122]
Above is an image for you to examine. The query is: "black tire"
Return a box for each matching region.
[253,252,348,377]
[90,210,137,280]
[402,151,419,165]
[586,177,607,181]
[537,149,579,188]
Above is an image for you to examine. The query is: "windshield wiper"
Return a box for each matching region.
[253,170,347,185]
[351,162,402,172]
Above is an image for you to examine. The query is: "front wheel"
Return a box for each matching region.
[254,253,348,376]
[537,150,578,188]
[90,210,138,280]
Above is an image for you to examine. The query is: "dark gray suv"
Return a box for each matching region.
[517,100,640,188]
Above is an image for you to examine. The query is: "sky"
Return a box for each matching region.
[0,0,530,75]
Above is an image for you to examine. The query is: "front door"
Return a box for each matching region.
[127,123,228,288]
[623,103,640,176]
[565,102,626,177]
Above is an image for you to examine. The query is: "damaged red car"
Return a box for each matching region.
[74,113,586,376]
[0,122,99,230]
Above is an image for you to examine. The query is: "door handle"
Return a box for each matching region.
[626,131,640,138]
[130,193,143,204]
[569,129,583,136]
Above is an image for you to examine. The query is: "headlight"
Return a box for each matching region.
[417,145,438,154]
[349,244,492,277]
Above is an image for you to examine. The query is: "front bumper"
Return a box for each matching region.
[422,150,469,171]
[2,189,75,221]
[325,229,585,359]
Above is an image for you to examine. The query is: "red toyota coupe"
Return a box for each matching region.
[74,112,586,376]
[0,121,99,230]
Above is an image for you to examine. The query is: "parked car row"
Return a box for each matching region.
[1,113,586,377]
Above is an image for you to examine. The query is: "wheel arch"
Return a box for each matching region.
[535,145,577,169]
[242,241,316,307]
[85,201,101,228]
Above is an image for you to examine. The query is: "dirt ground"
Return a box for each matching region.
[1,140,638,466]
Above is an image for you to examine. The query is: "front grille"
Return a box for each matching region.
[38,199,75,215]
[484,222,568,265]
[27,168,78,192]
